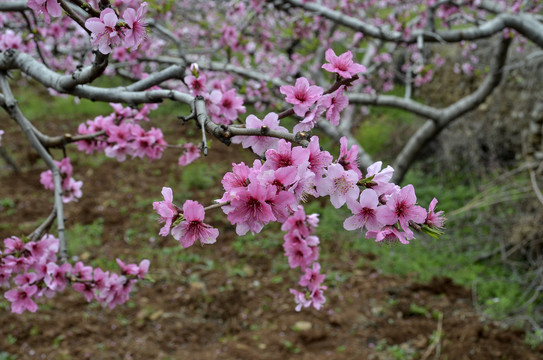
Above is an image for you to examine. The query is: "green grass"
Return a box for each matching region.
[65,217,104,258]
[14,87,112,121]
[355,86,422,158]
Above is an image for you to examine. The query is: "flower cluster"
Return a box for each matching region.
[84,3,148,54]
[283,207,326,311]
[40,157,83,203]
[184,66,247,125]
[27,0,62,24]
[154,132,444,310]
[1,235,150,313]
[177,142,201,166]
[277,49,362,134]
[77,103,166,161]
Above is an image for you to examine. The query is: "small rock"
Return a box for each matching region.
[293,321,312,331]
[190,281,205,291]
[150,310,164,321]
[242,265,254,277]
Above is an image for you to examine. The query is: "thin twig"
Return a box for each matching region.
[0,146,20,173]
[204,201,230,212]
[529,170,543,207]
[59,0,90,34]
[420,312,443,360]
[20,11,50,68]
[28,207,57,241]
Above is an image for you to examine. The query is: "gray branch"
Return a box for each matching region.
[0,73,68,263]
[389,38,511,183]
[0,1,27,11]
[280,0,543,48]
[28,207,57,242]
[0,49,194,105]
[153,56,288,88]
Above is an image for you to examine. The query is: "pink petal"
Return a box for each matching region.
[85,18,106,33]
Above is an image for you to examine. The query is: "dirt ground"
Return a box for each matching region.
[1,116,542,360]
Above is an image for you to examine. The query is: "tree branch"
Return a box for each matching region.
[28,207,57,242]
[0,1,27,11]
[279,0,543,48]
[0,72,68,263]
[390,37,512,183]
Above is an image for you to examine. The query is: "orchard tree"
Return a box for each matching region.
[1,0,541,313]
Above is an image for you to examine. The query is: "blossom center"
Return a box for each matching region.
[333,176,353,195]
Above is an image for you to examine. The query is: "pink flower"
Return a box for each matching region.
[322,86,349,126]
[106,123,132,147]
[289,162,317,202]
[0,129,4,146]
[284,238,318,269]
[110,103,135,119]
[62,178,83,203]
[72,261,93,281]
[344,189,381,231]
[232,112,287,156]
[123,2,147,50]
[44,262,72,291]
[171,200,219,248]
[93,268,110,293]
[338,136,362,179]
[72,282,95,302]
[57,157,73,179]
[293,99,327,133]
[425,198,445,229]
[220,25,239,49]
[217,89,246,124]
[266,189,296,223]
[0,30,23,51]
[281,206,319,238]
[366,226,413,245]
[85,8,123,54]
[152,187,180,237]
[178,142,201,166]
[105,143,130,162]
[316,163,360,209]
[365,161,395,196]
[299,262,325,291]
[307,136,333,178]
[322,49,366,79]
[40,169,55,191]
[116,258,150,279]
[14,272,39,287]
[263,139,310,170]
[135,259,150,279]
[257,166,298,191]
[280,77,323,117]
[223,182,277,235]
[4,285,39,314]
[39,157,83,203]
[27,0,62,24]
[185,74,207,96]
[290,288,311,311]
[221,162,252,201]
[310,285,327,310]
[376,185,427,234]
